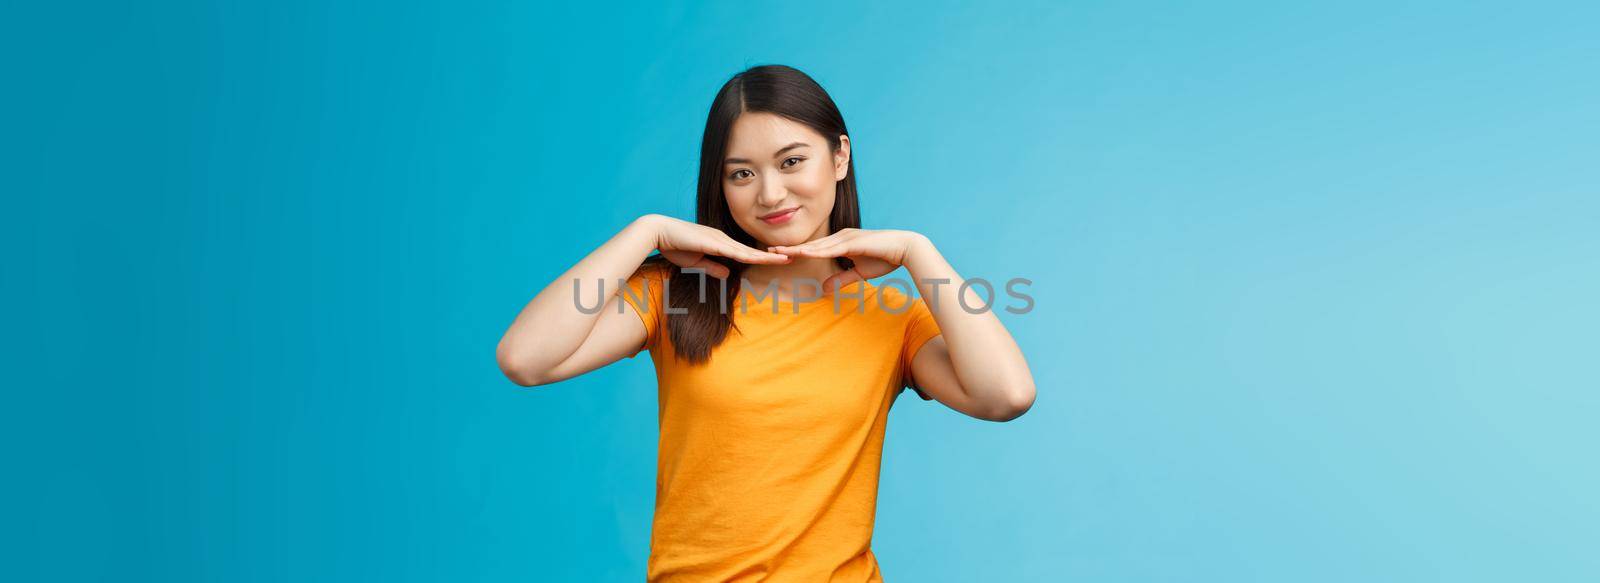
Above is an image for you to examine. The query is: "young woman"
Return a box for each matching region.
[497,65,1036,582]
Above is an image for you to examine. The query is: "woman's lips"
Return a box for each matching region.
[760,207,799,225]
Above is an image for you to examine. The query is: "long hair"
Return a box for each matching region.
[637,64,860,364]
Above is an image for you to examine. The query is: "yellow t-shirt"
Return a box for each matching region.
[621,263,942,582]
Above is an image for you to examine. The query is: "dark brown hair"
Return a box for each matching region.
[636,64,860,364]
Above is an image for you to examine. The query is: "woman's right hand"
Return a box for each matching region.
[640,214,790,279]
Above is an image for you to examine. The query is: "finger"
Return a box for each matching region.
[773,238,837,256]
[681,256,731,279]
[692,233,781,263]
[714,241,791,264]
[691,229,769,262]
[795,241,852,258]
[851,257,896,279]
[771,232,846,255]
[740,244,794,263]
[660,249,702,266]
[708,232,790,264]
[822,267,864,293]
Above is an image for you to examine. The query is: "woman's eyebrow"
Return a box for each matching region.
[725,142,810,164]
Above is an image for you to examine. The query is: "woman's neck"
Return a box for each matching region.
[740,255,845,300]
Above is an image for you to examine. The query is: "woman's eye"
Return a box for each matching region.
[782,156,805,168]
[730,169,752,180]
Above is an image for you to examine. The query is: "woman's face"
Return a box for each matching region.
[721,112,850,248]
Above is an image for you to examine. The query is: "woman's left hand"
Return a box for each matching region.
[768,228,928,292]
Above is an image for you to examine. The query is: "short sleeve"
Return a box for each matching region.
[898,296,943,400]
[620,264,668,359]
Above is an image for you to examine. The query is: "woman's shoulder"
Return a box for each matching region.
[866,279,919,307]
[845,278,924,319]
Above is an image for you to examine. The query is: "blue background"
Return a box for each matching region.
[6,1,1598,581]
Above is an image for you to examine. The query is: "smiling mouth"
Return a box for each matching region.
[759,207,799,223]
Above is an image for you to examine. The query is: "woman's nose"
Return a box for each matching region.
[757,177,786,207]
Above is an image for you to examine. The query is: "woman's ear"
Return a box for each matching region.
[833,134,851,181]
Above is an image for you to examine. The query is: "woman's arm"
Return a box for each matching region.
[495,215,661,386]
[901,234,1036,421]
[496,214,790,386]
[770,229,1037,421]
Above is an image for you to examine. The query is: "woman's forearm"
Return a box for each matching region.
[496,215,661,385]
[903,235,1036,410]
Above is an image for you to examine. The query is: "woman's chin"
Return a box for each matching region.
[763,232,811,248]
[750,220,825,248]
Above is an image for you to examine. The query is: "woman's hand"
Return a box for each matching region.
[769,228,929,292]
[643,214,791,279]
